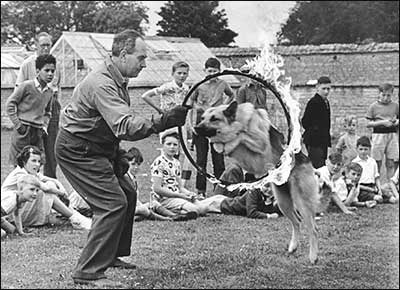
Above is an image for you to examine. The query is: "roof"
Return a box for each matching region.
[52,31,239,87]
[211,42,399,57]
[211,43,399,86]
[1,53,24,68]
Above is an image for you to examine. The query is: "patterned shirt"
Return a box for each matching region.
[150,154,181,202]
[154,80,189,111]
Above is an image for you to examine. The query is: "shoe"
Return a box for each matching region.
[111,258,137,269]
[388,196,397,204]
[172,211,198,222]
[69,210,92,230]
[74,277,125,288]
[266,213,279,219]
[365,200,377,208]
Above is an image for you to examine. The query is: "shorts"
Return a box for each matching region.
[160,197,198,214]
[371,133,399,161]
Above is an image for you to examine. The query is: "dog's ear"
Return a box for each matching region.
[223,101,238,123]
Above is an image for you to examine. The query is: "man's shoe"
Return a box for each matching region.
[111,258,137,269]
[74,277,125,288]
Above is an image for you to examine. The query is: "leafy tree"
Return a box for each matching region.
[156,1,238,47]
[1,1,149,47]
[277,1,399,45]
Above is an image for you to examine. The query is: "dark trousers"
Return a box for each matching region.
[9,125,44,166]
[306,144,328,169]
[55,129,136,281]
[43,99,60,178]
[193,133,225,192]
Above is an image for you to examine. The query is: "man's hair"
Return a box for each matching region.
[204,57,221,70]
[172,61,189,74]
[161,132,179,144]
[346,162,363,174]
[36,54,56,70]
[111,29,143,57]
[317,76,331,85]
[356,136,371,148]
[125,146,144,164]
[35,32,52,42]
[16,146,42,168]
[328,151,343,164]
[17,174,41,191]
[378,83,394,93]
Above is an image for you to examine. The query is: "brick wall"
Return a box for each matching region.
[2,85,398,144]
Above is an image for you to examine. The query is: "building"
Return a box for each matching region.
[211,43,399,138]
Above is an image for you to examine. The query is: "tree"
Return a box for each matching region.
[1,1,149,47]
[156,1,238,47]
[277,1,399,45]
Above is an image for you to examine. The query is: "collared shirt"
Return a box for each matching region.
[236,82,268,109]
[189,78,234,123]
[15,53,61,93]
[316,166,348,201]
[34,77,51,93]
[154,80,189,111]
[60,56,157,145]
[352,156,380,184]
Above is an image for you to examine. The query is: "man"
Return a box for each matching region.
[55,29,188,287]
[16,32,61,178]
[301,76,332,168]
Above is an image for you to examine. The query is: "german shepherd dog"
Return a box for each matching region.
[195,101,320,264]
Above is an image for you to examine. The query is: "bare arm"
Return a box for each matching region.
[141,88,163,114]
[152,176,193,200]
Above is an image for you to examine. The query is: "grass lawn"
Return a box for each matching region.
[1,129,399,289]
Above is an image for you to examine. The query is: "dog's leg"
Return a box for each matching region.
[273,184,301,254]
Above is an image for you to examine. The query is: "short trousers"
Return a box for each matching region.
[160,197,198,214]
[371,133,399,161]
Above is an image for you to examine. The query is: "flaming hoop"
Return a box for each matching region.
[179,45,302,191]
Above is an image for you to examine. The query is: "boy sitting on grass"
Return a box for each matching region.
[352,136,396,204]
[1,174,41,237]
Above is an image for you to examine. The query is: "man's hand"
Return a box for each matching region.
[153,105,189,132]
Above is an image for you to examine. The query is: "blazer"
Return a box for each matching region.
[301,93,331,147]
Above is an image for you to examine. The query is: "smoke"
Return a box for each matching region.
[220,1,296,47]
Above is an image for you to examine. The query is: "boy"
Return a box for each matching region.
[316,152,356,215]
[141,61,192,185]
[301,76,332,169]
[6,54,56,167]
[151,132,206,216]
[341,162,377,208]
[366,83,399,181]
[188,57,234,198]
[351,136,394,203]
[1,174,40,236]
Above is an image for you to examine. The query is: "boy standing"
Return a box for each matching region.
[6,54,56,167]
[301,76,332,168]
[366,83,399,181]
[188,57,234,197]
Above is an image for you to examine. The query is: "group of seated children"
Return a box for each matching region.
[1,146,91,238]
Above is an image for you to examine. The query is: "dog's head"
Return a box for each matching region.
[195,101,284,160]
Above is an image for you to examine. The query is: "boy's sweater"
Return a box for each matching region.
[6,79,53,129]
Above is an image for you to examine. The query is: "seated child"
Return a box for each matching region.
[352,136,395,203]
[316,152,356,215]
[1,174,40,237]
[341,162,377,208]
[150,132,207,216]
[198,184,282,219]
